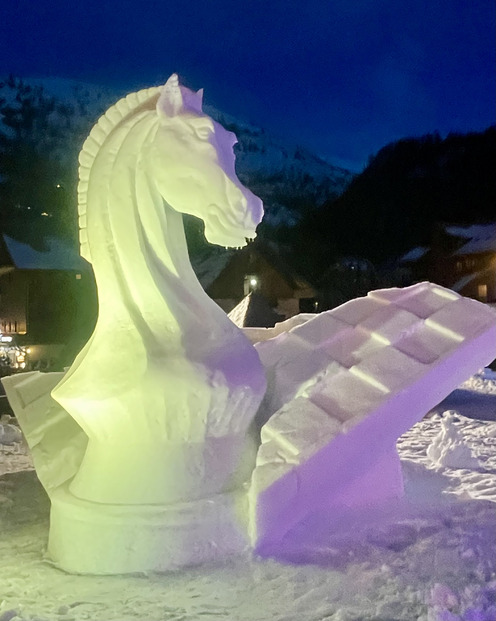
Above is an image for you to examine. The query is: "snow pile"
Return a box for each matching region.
[426,411,480,470]
[0,415,21,445]
[460,367,496,394]
[426,581,496,621]
[0,415,31,477]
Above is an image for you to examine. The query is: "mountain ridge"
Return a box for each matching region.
[10,76,354,227]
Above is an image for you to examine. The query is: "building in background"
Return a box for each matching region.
[193,241,317,323]
[0,234,97,370]
[397,223,496,304]
[431,224,496,303]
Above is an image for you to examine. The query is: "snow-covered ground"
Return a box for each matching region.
[1,370,496,621]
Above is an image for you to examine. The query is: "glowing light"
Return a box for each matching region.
[250,277,258,287]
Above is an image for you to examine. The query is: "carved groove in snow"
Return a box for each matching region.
[250,282,496,548]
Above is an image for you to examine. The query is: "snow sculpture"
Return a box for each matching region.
[3,80,496,576]
[3,280,496,572]
[4,75,267,573]
[249,282,496,550]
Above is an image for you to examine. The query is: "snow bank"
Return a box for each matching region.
[427,412,480,469]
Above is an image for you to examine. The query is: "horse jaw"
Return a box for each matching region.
[203,192,264,248]
[155,77,265,249]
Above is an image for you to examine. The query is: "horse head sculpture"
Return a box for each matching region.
[51,74,267,510]
[148,74,263,248]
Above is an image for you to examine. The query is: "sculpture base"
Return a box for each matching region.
[48,484,249,574]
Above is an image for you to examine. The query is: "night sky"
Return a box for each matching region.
[1,0,494,171]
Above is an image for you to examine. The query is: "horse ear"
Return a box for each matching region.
[196,88,204,107]
[157,74,183,117]
[181,87,203,114]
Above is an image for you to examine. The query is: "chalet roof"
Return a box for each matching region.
[445,224,496,256]
[451,272,480,292]
[194,240,314,296]
[255,240,313,290]
[227,292,284,328]
[451,263,496,293]
[1,234,89,271]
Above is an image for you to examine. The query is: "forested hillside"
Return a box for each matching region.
[294,127,496,275]
[0,76,88,248]
[0,76,351,256]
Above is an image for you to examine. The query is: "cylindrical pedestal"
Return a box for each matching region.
[48,484,249,574]
[68,435,258,505]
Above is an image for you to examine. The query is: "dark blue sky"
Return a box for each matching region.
[1,0,494,171]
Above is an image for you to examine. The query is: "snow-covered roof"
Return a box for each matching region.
[227,291,283,328]
[445,224,496,256]
[451,265,495,293]
[399,246,428,263]
[228,294,251,327]
[451,272,480,292]
[2,235,89,271]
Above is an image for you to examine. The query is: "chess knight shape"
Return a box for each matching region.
[3,76,496,574]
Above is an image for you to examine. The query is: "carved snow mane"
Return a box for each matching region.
[77,85,161,262]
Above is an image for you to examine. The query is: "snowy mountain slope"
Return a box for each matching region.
[0,76,124,125]
[5,77,353,226]
[207,108,353,226]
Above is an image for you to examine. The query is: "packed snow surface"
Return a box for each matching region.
[1,370,496,621]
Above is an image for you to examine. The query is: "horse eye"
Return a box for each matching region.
[194,126,212,141]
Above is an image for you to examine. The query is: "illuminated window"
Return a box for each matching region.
[478,284,487,301]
